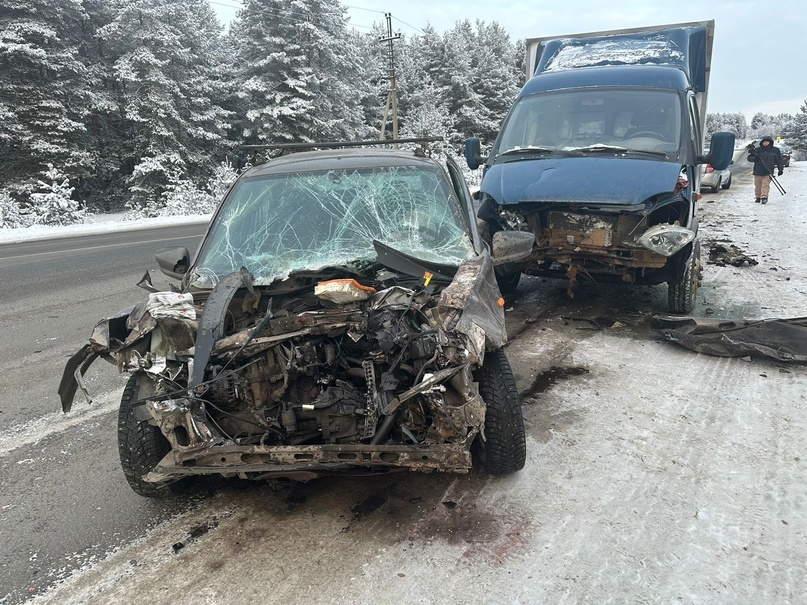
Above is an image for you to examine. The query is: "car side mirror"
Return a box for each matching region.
[155,246,190,279]
[491,230,535,266]
[464,137,485,170]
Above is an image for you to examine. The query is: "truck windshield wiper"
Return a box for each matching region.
[621,148,669,158]
[499,146,556,156]
[567,144,628,153]
[567,144,669,158]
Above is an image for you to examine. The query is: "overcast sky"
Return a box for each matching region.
[209,0,805,119]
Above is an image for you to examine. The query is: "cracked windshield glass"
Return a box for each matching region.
[191,164,474,287]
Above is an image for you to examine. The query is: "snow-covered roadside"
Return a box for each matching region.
[0,213,211,245]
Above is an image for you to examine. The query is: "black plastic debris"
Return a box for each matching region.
[651,315,807,363]
[707,243,758,267]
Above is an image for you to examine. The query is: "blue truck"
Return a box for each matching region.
[465,21,734,313]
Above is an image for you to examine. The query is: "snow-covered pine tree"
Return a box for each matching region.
[435,21,488,146]
[469,21,522,144]
[29,164,85,225]
[706,112,747,141]
[232,0,367,145]
[782,101,807,150]
[98,0,233,214]
[0,0,94,195]
[0,190,32,229]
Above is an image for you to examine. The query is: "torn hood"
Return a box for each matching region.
[58,252,507,413]
[482,157,683,206]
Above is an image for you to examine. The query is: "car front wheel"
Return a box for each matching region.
[118,372,183,497]
[474,350,526,475]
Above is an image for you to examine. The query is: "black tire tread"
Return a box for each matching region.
[118,372,175,497]
[475,350,526,474]
[495,269,521,295]
[668,240,700,314]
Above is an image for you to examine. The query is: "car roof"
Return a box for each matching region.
[242,147,444,178]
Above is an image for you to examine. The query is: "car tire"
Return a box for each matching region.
[668,238,700,314]
[118,372,184,497]
[712,178,721,193]
[473,350,526,475]
[721,173,731,190]
[495,268,521,295]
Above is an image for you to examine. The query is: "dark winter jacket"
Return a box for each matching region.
[747,136,784,176]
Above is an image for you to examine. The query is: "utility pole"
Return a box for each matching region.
[379,13,401,144]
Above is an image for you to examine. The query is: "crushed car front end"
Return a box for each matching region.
[60,148,526,496]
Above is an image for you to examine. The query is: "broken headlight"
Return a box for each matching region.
[636,224,695,257]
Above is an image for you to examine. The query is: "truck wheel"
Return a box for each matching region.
[118,372,182,497]
[473,350,526,475]
[668,239,700,314]
[495,268,521,295]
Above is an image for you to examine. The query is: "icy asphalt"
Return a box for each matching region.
[3,161,806,605]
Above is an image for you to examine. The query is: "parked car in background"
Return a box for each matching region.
[780,145,791,167]
[59,141,533,497]
[700,159,732,193]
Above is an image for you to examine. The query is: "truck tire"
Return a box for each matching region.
[473,350,526,475]
[118,372,183,497]
[668,239,700,314]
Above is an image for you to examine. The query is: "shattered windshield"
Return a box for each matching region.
[497,89,682,157]
[191,164,474,287]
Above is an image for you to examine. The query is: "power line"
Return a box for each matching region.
[343,4,386,14]
[391,15,425,35]
[207,1,406,34]
[207,0,242,9]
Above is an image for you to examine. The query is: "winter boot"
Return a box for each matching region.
[761,197,768,204]
[755,197,761,203]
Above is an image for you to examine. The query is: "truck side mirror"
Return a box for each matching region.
[491,230,535,266]
[464,137,484,170]
[698,131,735,170]
[155,246,190,280]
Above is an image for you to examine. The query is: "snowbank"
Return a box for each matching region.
[0,213,211,245]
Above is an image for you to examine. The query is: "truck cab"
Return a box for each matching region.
[466,21,734,313]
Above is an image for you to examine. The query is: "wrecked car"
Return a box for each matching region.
[59,143,533,497]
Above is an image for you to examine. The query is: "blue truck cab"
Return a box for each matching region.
[466,21,734,313]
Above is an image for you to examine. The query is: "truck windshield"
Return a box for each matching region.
[497,89,682,157]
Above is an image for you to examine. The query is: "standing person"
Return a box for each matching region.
[746,136,784,204]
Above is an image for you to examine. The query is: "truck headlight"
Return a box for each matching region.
[636,224,695,256]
